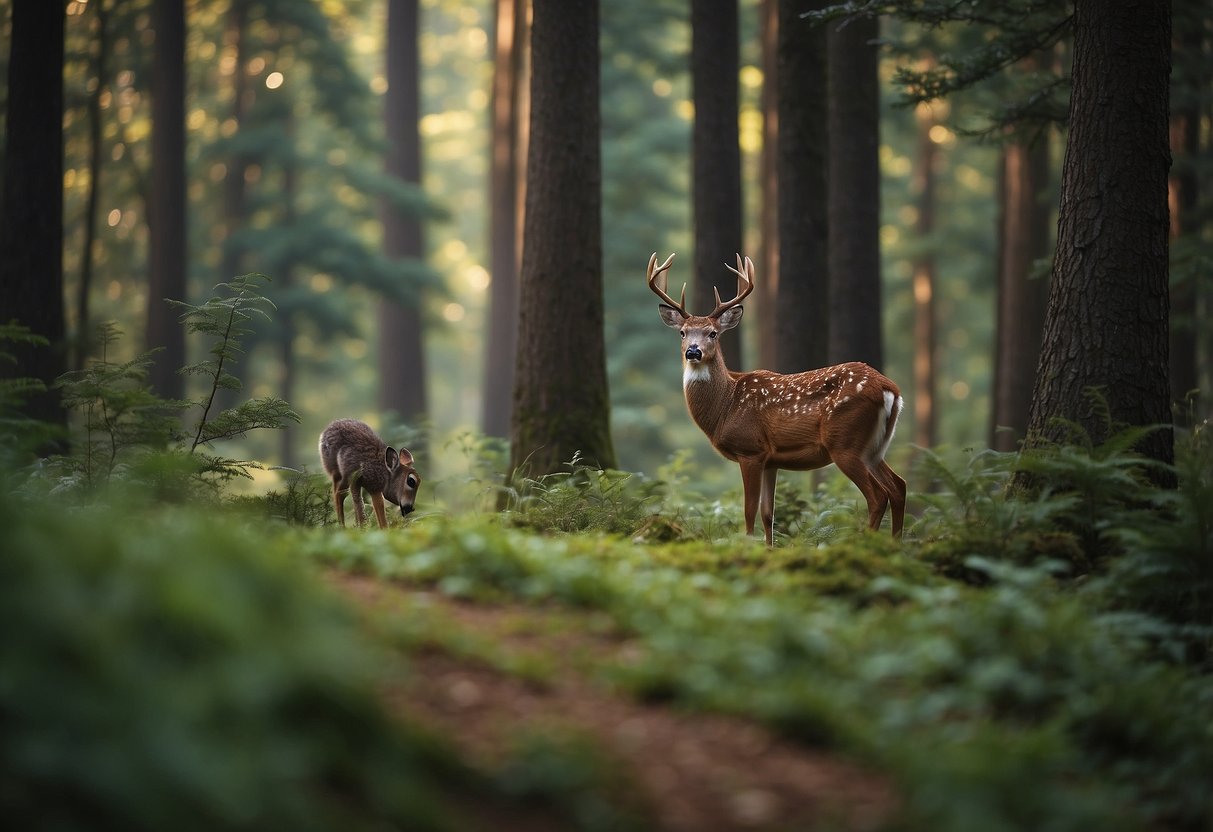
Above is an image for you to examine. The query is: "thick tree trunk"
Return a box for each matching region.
[146,0,187,400]
[482,0,525,439]
[826,14,883,369]
[511,0,615,475]
[775,0,829,375]
[0,0,68,443]
[691,0,744,367]
[1020,0,1173,478]
[378,0,428,429]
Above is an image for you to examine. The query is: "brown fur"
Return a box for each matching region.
[318,419,421,528]
[649,253,906,545]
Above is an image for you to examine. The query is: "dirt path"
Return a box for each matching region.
[330,572,897,831]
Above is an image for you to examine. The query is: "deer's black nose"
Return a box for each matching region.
[685,345,703,361]
[401,504,414,516]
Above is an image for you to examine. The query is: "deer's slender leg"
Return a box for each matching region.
[351,483,367,526]
[332,477,348,526]
[738,458,766,540]
[833,453,887,532]
[873,461,907,536]
[370,492,388,529]
[759,466,779,545]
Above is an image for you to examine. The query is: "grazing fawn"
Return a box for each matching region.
[318,419,421,528]
[647,252,906,545]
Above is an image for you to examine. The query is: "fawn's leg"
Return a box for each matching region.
[351,483,367,526]
[370,492,388,529]
[332,476,348,526]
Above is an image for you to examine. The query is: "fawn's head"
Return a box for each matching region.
[384,446,420,516]
[648,252,754,373]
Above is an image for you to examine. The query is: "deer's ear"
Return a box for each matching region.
[385,447,400,471]
[397,447,414,467]
[716,305,744,331]
[658,305,684,329]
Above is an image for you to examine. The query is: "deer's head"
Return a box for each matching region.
[384,446,421,516]
[648,253,754,373]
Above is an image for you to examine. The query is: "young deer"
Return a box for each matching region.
[318,419,421,529]
[648,252,906,545]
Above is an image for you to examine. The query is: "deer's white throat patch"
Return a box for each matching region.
[683,363,712,387]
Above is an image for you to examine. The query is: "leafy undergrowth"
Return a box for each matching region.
[3,418,1211,830]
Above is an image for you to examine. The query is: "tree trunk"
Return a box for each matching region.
[911,101,939,450]
[378,0,428,429]
[1019,0,1173,479]
[1168,21,1202,421]
[221,1,250,285]
[990,128,1051,452]
[691,0,744,367]
[775,0,829,375]
[510,0,615,475]
[0,0,67,443]
[757,0,779,371]
[826,13,882,369]
[76,0,111,371]
[482,0,525,439]
[146,0,187,400]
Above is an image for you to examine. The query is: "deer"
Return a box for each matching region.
[647,252,906,545]
[318,419,421,529]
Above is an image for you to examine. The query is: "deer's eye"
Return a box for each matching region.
[679,330,686,339]
[707,331,718,340]
[406,475,418,489]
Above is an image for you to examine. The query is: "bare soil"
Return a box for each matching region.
[329,572,897,831]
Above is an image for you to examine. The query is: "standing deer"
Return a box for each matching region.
[647,252,906,545]
[318,419,421,528]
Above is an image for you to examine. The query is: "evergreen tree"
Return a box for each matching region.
[1020,0,1173,477]
[146,0,187,401]
[826,12,883,368]
[691,0,744,367]
[378,0,428,431]
[0,0,67,446]
[511,0,615,475]
[775,0,829,375]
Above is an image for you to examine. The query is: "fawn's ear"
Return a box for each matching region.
[385,447,400,471]
[397,447,414,467]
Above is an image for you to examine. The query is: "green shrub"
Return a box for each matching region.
[0,495,475,831]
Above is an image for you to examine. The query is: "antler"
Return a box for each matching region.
[646,252,686,318]
[711,253,755,318]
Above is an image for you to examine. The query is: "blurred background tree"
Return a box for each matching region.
[0,0,1205,494]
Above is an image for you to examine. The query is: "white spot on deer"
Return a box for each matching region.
[856,380,866,392]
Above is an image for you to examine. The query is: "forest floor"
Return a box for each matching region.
[329,571,897,831]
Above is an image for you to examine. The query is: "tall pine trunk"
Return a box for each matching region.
[378,0,428,430]
[775,0,829,375]
[826,14,883,369]
[76,0,111,370]
[911,101,939,450]
[757,0,779,371]
[990,129,1051,452]
[146,0,187,400]
[482,0,526,439]
[0,0,67,446]
[1019,0,1173,480]
[510,0,615,475]
[691,0,744,367]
